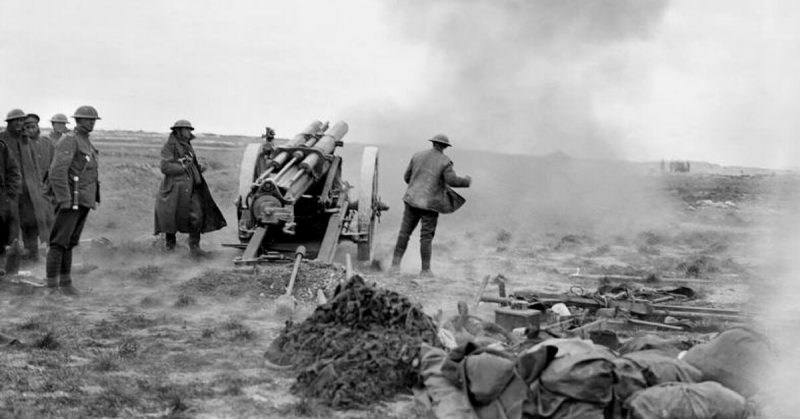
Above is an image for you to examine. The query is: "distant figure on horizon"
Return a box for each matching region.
[49,113,70,142]
[390,134,471,278]
[154,120,226,257]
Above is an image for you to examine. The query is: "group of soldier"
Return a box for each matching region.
[0,106,101,294]
[0,105,228,294]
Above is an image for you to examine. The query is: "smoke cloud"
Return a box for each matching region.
[347,0,669,159]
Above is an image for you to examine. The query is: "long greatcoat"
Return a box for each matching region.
[30,134,54,186]
[153,134,226,234]
[0,139,21,233]
[0,130,53,241]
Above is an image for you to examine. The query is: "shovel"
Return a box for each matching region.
[275,245,306,317]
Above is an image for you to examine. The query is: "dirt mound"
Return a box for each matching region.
[177,261,344,301]
[265,276,440,408]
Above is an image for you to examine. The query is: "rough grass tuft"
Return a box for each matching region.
[117,338,139,358]
[174,293,196,307]
[140,296,162,307]
[86,378,139,417]
[222,319,256,341]
[34,332,60,350]
[94,352,121,372]
[279,398,329,417]
[18,317,45,331]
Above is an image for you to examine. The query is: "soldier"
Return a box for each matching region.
[49,113,70,142]
[255,126,276,175]
[391,134,471,277]
[46,105,102,294]
[24,114,55,185]
[1,109,53,269]
[0,130,21,277]
[154,120,226,257]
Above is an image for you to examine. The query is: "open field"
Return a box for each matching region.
[0,129,798,417]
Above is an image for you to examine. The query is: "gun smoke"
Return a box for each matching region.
[348,0,669,160]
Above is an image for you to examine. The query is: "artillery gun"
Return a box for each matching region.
[232,120,387,264]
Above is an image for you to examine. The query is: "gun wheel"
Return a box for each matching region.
[357,146,380,262]
[237,143,263,243]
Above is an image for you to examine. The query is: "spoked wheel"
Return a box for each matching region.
[357,146,380,262]
[237,143,263,243]
[238,143,262,206]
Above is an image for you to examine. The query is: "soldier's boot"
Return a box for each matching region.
[165,233,177,251]
[22,231,39,263]
[5,240,22,276]
[188,233,209,258]
[60,249,72,286]
[24,246,39,262]
[45,246,63,289]
[59,249,78,296]
[391,234,410,272]
[419,240,434,278]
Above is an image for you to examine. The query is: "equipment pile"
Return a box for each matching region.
[265,275,441,408]
[421,327,770,418]
[418,275,770,418]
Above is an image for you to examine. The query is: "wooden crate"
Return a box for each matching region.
[494,308,542,332]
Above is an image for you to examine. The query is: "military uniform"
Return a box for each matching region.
[47,110,100,290]
[0,138,21,274]
[29,130,54,183]
[392,135,471,275]
[49,130,64,143]
[0,127,53,264]
[254,127,276,176]
[254,141,275,177]
[153,121,226,255]
[49,113,70,143]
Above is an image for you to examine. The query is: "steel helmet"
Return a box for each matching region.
[428,134,452,147]
[50,113,70,124]
[170,119,194,130]
[5,109,26,122]
[24,113,40,124]
[72,105,101,120]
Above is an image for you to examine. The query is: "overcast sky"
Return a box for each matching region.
[1,0,798,168]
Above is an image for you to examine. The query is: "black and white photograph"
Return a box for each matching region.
[0,0,797,417]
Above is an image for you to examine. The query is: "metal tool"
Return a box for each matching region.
[275,245,306,317]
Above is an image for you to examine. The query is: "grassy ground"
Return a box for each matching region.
[0,131,795,417]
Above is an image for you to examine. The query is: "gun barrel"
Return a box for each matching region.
[269,120,325,170]
[298,121,348,173]
[287,120,325,147]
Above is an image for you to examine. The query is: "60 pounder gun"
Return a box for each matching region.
[231,120,388,264]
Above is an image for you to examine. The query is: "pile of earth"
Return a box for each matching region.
[177,261,344,301]
[265,276,441,408]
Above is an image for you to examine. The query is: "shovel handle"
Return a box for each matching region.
[345,253,353,280]
[284,245,306,296]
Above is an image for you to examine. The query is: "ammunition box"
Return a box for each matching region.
[494,308,542,332]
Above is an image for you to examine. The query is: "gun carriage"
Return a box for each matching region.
[233,120,387,264]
